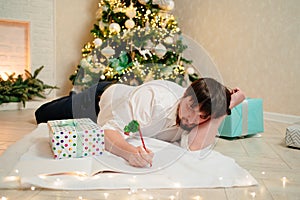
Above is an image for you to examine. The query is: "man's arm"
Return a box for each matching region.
[187,88,246,151]
[104,129,153,167]
[187,117,225,151]
[229,87,246,109]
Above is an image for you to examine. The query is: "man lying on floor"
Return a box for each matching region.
[35,78,245,168]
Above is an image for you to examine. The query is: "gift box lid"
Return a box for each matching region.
[48,118,101,133]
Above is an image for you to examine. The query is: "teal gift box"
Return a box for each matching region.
[48,118,105,159]
[218,98,264,137]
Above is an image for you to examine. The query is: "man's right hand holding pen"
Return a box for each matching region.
[104,129,153,168]
[124,120,153,167]
[128,146,153,168]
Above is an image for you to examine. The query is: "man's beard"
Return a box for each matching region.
[176,107,196,131]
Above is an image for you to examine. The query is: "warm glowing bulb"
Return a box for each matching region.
[169,195,175,200]
[0,72,8,80]
[3,176,19,182]
[131,188,137,193]
[281,176,287,188]
[103,193,109,199]
[250,192,256,198]
[193,196,202,200]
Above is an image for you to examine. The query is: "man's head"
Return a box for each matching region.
[177,78,231,131]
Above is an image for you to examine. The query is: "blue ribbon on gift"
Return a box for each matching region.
[55,120,78,127]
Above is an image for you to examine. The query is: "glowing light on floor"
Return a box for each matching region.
[3,176,19,182]
[250,192,256,198]
[169,195,175,200]
[103,192,109,199]
[281,176,287,188]
[193,195,202,200]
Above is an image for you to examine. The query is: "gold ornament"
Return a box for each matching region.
[156,0,175,11]
[125,19,135,29]
[100,74,106,80]
[146,10,151,15]
[125,4,136,18]
[164,36,174,44]
[93,38,103,47]
[109,23,121,34]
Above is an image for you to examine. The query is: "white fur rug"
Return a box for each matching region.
[0,124,257,190]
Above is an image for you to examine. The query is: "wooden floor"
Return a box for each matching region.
[0,109,299,200]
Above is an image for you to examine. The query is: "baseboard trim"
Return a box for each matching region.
[264,112,300,124]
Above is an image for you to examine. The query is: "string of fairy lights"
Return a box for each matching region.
[2,168,290,199]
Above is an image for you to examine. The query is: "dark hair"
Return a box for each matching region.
[183,78,231,119]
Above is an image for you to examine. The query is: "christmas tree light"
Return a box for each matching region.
[69,0,198,91]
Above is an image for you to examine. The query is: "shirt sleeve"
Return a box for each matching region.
[129,86,156,128]
[98,83,157,139]
[97,84,131,138]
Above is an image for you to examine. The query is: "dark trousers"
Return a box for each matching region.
[35,81,112,124]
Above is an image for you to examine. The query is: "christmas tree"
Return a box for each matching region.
[69,0,198,91]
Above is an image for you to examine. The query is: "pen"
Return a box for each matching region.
[138,126,146,151]
[124,120,152,167]
[137,124,152,167]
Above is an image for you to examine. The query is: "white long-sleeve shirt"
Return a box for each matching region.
[97,80,190,148]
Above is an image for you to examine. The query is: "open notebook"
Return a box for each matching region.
[14,137,188,177]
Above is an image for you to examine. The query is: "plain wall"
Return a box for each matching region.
[55,0,300,116]
[173,0,300,116]
[55,0,98,96]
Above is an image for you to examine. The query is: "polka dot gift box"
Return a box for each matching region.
[47,118,105,159]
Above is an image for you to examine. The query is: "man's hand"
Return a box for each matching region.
[128,146,153,167]
[105,130,154,168]
[229,87,246,109]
